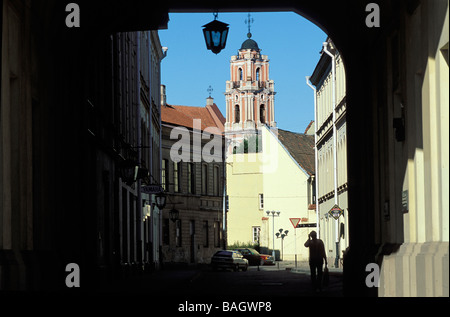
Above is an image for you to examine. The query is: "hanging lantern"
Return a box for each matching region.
[155,192,167,210]
[118,159,139,185]
[169,207,180,223]
[202,12,229,54]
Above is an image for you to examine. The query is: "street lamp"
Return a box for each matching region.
[118,159,139,185]
[266,211,280,260]
[169,207,180,223]
[155,192,167,210]
[202,12,229,54]
[276,229,289,261]
[118,159,152,186]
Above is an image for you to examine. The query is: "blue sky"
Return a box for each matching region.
[159,12,327,134]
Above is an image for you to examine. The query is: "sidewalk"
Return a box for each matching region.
[253,260,343,275]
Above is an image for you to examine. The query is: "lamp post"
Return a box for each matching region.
[275,229,289,261]
[266,211,280,260]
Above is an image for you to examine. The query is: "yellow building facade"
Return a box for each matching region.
[226,152,263,246]
[226,126,316,261]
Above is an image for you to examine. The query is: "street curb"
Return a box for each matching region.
[290,268,343,276]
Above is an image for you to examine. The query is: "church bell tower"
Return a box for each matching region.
[224,33,276,136]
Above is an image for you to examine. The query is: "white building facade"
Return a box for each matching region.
[309,38,348,268]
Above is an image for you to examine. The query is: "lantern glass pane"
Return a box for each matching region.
[204,30,211,46]
[211,31,221,47]
[220,29,228,46]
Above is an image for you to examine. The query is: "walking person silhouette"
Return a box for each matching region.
[304,231,327,292]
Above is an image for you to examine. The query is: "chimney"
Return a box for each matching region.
[161,85,166,107]
[206,96,214,106]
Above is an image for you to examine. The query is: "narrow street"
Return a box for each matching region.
[190,266,343,297]
[95,263,343,314]
[105,262,343,298]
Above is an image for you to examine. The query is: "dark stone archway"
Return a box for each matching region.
[160,0,386,297]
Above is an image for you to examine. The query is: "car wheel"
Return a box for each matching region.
[242,265,248,272]
[260,258,264,266]
[234,264,239,272]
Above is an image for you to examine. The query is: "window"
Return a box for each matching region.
[173,161,181,193]
[162,159,168,191]
[441,42,449,66]
[239,68,243,81]
[122,189,128,261]
[252,226,260,244]
[188,163,195,194]
[162,218,170,245]
[256,68,260,81]
[213,166,220,196]
[214,221,221,247]
[176,219,182,247]
[260,105,266,124]
[202,164,208,195]
[203,221,209,247]
[258,193,264,210]
[312,176,316,204]
[235,105,240,123]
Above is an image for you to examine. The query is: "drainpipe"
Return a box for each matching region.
[158,41,167,269]
[322,42,340,268]
[306,76,320,240]
[222,149,227,249]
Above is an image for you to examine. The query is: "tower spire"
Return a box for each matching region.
[225,28,276,134]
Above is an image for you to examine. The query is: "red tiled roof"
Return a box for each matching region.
[161,103,225,134]
[304,120,314,134]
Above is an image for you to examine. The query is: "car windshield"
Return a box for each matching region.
[214,251,232,257]
[247,248,260,255]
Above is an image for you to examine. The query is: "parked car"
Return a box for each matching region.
[211,250,249,272]
[234,248,275,266]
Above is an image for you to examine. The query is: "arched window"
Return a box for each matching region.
[239,68,243,81]
[260,105,265,124]
[235,105,240,123]
[256,68,260,81]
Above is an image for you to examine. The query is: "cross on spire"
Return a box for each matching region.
[245,13,254,38]
[207,85,213,98]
